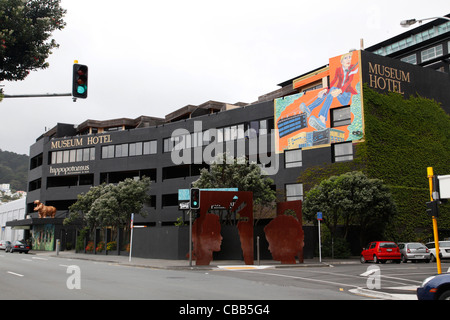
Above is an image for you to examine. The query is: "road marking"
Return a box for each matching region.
[217,265,273,270]
[21,258,33,262]
[7,271,24,277]
[235,270,360,289]
[31,257,48,261]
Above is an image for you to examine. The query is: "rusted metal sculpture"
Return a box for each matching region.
[190,191,253,266]
[264,200,304,264]
[34,200,56,218]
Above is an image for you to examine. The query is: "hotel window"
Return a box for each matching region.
[421,44,443,62]
[285,183,303,201]
[401,54,417,65]
[143,141,157,154]
[102,145,115,159]
[129,142,142,156]
[285,148,302,168]
[331,106,351,127]
[51,147,95,164]
[333,142,353,162]
[115,144,129,157]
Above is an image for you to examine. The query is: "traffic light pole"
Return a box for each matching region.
[3,93,72,98]
[427,167,442,274]
[3,93,79,102]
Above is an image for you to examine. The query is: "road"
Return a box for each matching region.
[1,250,449,303]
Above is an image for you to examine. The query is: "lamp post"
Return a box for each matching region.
[400,16,450,27]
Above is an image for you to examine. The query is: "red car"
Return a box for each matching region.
[360,241,401,264]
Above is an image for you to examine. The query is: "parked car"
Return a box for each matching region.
[0,240,11,250]
[5,240,30,253]
[360,241,401,264]
[398,242,431,263]
[425,241,450,262]
[417,273,450,300]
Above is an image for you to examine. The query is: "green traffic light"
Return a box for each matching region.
[77,85,86,94]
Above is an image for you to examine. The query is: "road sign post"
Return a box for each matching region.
[427,167,442,274]
[317,212,323,263]
[129,213,134,262]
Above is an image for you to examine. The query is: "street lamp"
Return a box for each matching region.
[400,16,450,27]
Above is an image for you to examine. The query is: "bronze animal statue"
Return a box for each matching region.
[34,200,56,218]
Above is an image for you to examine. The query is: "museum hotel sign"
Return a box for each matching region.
[50,134,112,150]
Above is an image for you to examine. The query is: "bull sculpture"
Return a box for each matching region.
[34,200,56,218]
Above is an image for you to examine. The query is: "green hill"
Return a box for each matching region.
[0,149,29,191]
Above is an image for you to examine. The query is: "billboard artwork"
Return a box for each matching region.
[275,51,363,153]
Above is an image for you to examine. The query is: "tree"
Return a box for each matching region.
[193,153,276,221]
[303,171,396,245]
[0,0,66,94]
[64,177,152,233]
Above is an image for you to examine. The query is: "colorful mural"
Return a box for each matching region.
[32,224,55,251]
[275,51,364,153]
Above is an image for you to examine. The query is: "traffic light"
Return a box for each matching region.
[426,201,439,217]
[190,188,200,209]
[72,63,88,99]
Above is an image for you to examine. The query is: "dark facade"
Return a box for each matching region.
[365,14,450,73]
[16,17,450,260]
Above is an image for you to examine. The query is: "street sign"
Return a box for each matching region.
[317,212,323,220]
[438,175,450,199]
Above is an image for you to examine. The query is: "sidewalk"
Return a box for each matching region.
[33,250,360,270]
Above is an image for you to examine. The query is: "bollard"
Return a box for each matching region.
[56,239,60,255]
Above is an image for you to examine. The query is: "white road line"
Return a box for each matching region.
[31,257,48,261]
[7,271,24,277]
[235,270,359,289]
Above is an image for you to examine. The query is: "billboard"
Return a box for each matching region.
[274,51,364,153]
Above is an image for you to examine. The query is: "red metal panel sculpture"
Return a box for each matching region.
[264,200,304,264]
[190,191,253,266]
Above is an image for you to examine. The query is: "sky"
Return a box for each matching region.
[1,0,449,155]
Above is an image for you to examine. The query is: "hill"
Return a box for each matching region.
[0,149,28,191]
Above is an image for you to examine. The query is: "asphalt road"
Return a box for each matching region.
[1,250,448,303]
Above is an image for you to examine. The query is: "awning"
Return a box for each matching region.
[6,218,66,228]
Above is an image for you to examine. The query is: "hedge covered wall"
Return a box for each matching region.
[299,85,450,242]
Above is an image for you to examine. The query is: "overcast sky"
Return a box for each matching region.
[1,0,448,155]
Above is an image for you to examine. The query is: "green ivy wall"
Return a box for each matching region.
[299,85,450,242]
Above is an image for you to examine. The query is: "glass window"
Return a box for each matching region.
[83,148,91,161]
[142,141,157,155]
[259,120,267,135]
[285,148,302,168]
[333,142,353,162]
[203,130,210,146]
[163,138,172,153]
[286,183,303,201]
[401,54,417,65]
[237,124,245,139]
[69,149,76,162]
[76,149,83,162]
[216,128,223,143]
[224,127,231,141]
[63,150,70,163]
[90,147,95,161]
[421,44,443,62]
[102,145,115,159]
[55,151,63,163]
[332,107,351,127]
[249,121,259,138]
